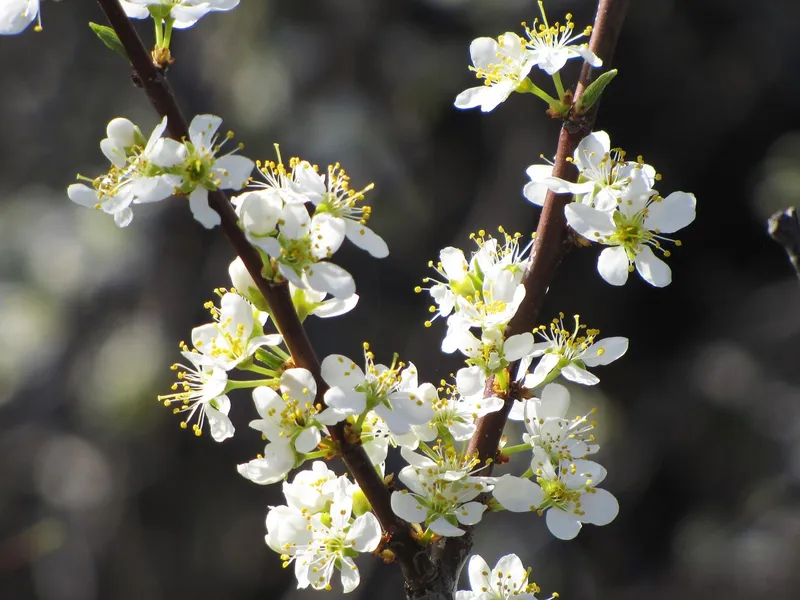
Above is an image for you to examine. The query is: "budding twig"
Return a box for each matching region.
[95,0,424,576]
[466,0,632,470]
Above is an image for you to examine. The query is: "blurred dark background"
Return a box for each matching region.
[2,0,800,599]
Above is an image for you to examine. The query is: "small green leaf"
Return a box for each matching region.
[575,69,618,114]
[89,22,128,61]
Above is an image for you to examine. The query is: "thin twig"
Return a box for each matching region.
[768,207,800,279]
[95,0,423,574]
[466,0,632,469]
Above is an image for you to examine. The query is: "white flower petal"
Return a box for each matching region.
[343,219,389,258]
[582,337,629,367]
[306,262,355,299]
[428,517,465,537]
[565,202,615,239]
[634,245,672,287]
[539,384,570,419]
[391,491,428,523]
[311,294,359,318]
[0,0,38,35]
[579,488,619,526]
[597,246,630,286]
[188,187,220,229]
[492,474,545,512]
[188,114,222,149]
[561,364,600,386]
[546,508,582,540]
[644,191,696,234]
[504,332,534,362]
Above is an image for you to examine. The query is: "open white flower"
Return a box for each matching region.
[174,114,254,228]
[454,32,534,113]
[281,461,350,514]
[120,0,240,29]
[522,313,628,388]
[508,383,598,462]
[248,199,355,299]
[422,230,530,339]
[391,446,492,537]
[190,291,281,370]
[524,131,656,212]
[412,381,504,443]
[321,347,434,436]
[565,190,696,287]
[294,161,389,258]
[68,116,182,227]
[267,484,381,593]
[493,450,619,540]
[445,327,534,376]
[523,5,602,75]
[157,350,234,441]
[456,554,546,600]
[0,0,39,35]
[248,368,340,453]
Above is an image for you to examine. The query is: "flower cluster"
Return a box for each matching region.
[391,445,493,538]
[40,0,694,594]
[495,384,618,540]
[68,115,253,228]
[265,463,381,593]
[454,3,601,113]
[525,131,696,287]
[232,152,387,300]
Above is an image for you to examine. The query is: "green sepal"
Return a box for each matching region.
[575,69,618,115]
[89,23,129,61]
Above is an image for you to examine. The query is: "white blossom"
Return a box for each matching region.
[391,446,491,537]
[281,461,349,514]
[158,350,234,441]
[421,229,530,341]
[228,256,359,320]
[454,32,535,113]
[321,347,434,436]
[242,193,355,299]
[445,327,534,376]
[521,313,628,388]
[293,161,389,258]
[565,190,696,287]
[523,5,602,75]
[412,381,504,443]
[190,291,281,370]
[120,0,240,29]
[174,114,254,228]
[68,116,183,227]
[248,368,340,453]
[524,131,656,212]
[456,554,547,600]
[0,0,39,35]
[493,449,619,540]
[266,482,381,593]
[508,383,598,462]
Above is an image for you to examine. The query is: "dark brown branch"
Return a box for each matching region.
[768,207,800,279]
[467,0,632,470]
[95,0,424,576]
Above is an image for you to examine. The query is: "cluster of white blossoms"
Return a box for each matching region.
[0,0,238,35]
[68,114,253,228]
[455,3,601,113]
[525,131,697,287]
[22,0,695,594]
[232,152,387,301]
[265,463,382,593]
[496,383,618,540]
